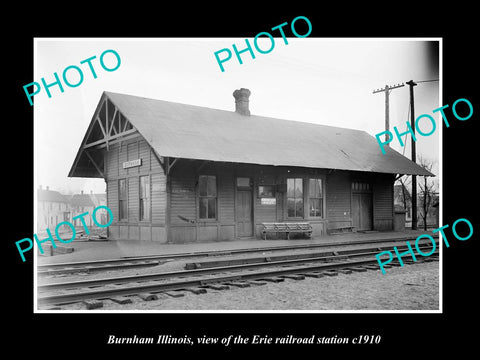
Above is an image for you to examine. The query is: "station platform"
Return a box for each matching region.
[36,229,437,265]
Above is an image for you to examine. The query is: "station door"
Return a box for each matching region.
[352,183,373,231]
[236,189,253,237]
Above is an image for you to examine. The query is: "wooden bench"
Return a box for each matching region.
[261,222,313,240]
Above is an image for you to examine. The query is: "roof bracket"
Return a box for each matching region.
[165,157,179,176]
[85,150,104,178]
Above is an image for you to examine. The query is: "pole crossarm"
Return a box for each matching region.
[372,83,405,94]
[372,83,405,145]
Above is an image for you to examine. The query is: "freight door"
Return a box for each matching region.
[236,177,253,237]
[352,183,373,231]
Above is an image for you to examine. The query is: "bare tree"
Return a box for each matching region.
[417,156,437,230]
[398,176,411,213]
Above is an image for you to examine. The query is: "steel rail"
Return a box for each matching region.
[185,243,437,269]
[38,244,437,294]
[37,260,161,276]
[37,235,437,272]
[37,246,407,292]
[37,253,438,307]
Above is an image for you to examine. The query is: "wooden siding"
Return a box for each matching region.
[169,162,237,243]
[127,176,139,222]
[104,140,394,242]
[168,162,198,243]
[218,170,235,223]
[170,174,196,225]
[104,136,167,242]
[106,180,118,223]
[326,171,352,230]
[151,173,166,225]
[373,174,394,231]
[169,164,331,242]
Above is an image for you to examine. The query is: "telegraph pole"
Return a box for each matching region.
[373,83,405,144]
[406,80,418,230]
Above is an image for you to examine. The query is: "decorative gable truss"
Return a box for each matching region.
[68,95,138,178]
[84,97,136,151]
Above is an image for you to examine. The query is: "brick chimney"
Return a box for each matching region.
[233,88,251,116]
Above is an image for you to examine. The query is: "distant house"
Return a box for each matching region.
[37,187,107,232]
[394,183,438,228]
[37,186,71,231]
[69,191,108,228]
[69,191,96,227]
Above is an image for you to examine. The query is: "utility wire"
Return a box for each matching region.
[415,79,439,84]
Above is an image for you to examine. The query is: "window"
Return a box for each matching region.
[139,175,150,221]
[287,178,303,218]
[236,177,251,188]
[258,185,275,198]
[119,178,127,220]
[199,175,217,219]
[352,182,371,191]
[308,178,323,217]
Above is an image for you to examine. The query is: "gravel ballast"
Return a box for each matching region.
[54,260,440,311]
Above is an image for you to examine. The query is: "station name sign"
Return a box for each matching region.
[123,158,142,169]
[261,198,276,205]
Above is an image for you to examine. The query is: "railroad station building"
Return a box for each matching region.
[69,89,432,243]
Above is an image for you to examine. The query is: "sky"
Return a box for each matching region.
[34,38,440,195]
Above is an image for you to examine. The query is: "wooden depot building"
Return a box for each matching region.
[68,88,432,243]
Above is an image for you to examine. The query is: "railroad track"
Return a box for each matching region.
[37,235,438,276]
[37,242,439,308]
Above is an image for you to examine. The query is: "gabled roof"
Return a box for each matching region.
[38,188,69,203]
[69,194,96,207]
[69,91,433,178]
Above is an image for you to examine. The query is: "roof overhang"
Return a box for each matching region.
[69,91,435,179]
[68,93,138,178]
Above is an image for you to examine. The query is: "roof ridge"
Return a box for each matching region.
[69,91,433,178]
[105,91,368,133]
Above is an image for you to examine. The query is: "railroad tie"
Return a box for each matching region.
[138,293,158,301]
[223,281,250,288]
[321,270,339,276]
[201,284,230,290]
[303,272,325,278]
[245,280,267,286]
[363,265,381,270]
[110,296,133,304]
[83,299,103,310]
[280,274,306,280]
[336,269,353,274]
[259,277,285,283]
[164,291,185,298]
[345,267,368,272]
[182,287,208,295]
